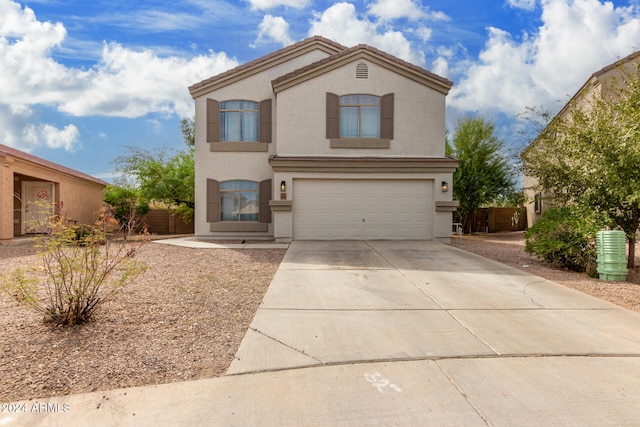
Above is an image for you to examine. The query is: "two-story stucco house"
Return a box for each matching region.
[189,36,458,242]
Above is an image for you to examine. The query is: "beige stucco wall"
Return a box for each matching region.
[193,49,334,236]
[0,154,105,240]
[276,61,447,157]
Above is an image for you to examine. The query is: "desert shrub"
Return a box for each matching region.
[525,205,611,274]
[0,201,147,326]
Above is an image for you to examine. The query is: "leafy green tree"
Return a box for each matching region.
[114,119,195,220]
[180,117,195,147]
[103,185,150,235]
[522,65,640,267]
[447,117,516,233]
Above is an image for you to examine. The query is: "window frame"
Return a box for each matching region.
[339,94,381,139]
[220,100,259,142]
[206,98,271,152]
[219,180,260,223]
[326,92,394,149]
[206,179,272,232]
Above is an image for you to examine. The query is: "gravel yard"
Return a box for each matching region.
[0,241,285,403]
[1,232,639,403]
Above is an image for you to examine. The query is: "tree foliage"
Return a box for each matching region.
[447,117,516,233]
[103,185,150,236]
[522,64,640,267]
[114,119,195,220]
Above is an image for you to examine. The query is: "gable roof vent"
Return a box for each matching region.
[356,62,368,79]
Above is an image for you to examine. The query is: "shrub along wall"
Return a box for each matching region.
[145,209,193,235]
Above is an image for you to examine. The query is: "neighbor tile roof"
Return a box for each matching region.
[0,143,107,186]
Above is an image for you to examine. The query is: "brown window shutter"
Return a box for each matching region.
[326,92,339,139]
[259,179,272,223]
[259,99,272,143]
[380,93,394,139]
[206,179,220,222]
[206,99,220,143]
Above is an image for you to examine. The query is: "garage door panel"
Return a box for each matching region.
[293,179,433,240]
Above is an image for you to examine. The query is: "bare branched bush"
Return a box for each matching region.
[0,200,147,326]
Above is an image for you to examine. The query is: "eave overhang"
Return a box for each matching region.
[269,156,459,173]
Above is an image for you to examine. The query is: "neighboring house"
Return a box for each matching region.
[189,36,458,242]
[0,143,107,240]
[524,50,640,228]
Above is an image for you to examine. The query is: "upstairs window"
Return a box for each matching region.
[339,95,380,138]
[326,92,394,142]
[220,100,259,141]
[220,180,259,222]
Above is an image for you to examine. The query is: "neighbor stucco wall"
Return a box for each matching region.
[0,153,106,240]
[275,61,447,157]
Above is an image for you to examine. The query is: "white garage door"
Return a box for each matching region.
[293,179,433,240]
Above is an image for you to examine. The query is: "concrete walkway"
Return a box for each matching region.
[4,240,640,426]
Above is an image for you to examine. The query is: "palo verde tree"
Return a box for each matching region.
[114,118,195,220]
[522,64,640,267]
[447,116,516,233]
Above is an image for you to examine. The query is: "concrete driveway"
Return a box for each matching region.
[6,240,640,426]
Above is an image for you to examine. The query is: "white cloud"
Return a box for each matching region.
[309,2,425,65]
[506,0,537,10]
[368,0,426,20]
[59,42,238,119]
[253,15,293,47]
[248,0,309,10]
[448,0,640,118]
[368,0,449,21]
[0,0,239,152]
[413,26,433,43]
[0,104,81,152]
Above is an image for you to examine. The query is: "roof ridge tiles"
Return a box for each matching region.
[271,43,453,89]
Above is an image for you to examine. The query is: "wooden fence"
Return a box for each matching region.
[469,207,527,233]
[144,209,193,235]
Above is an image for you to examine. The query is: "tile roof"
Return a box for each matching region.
[593,50,640,78]
[188,36,347,97]
[0,143,108,186]
[271,43,453,93]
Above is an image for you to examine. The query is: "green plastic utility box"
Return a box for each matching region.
[596,230,628,281]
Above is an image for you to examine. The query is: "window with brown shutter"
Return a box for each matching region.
[259,99,272,143]
[327,92,394,148]
[206,99,220,143]
[259,179,272,223]
[207,98,271,151]
[380,93,394,139]
[326,92,340,139]
[206,179,220,222]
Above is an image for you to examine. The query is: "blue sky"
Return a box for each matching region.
[2,0,640,181]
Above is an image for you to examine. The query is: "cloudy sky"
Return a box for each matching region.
[2,0,640,180]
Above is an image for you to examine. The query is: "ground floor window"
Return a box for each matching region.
[220,180,259,221]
